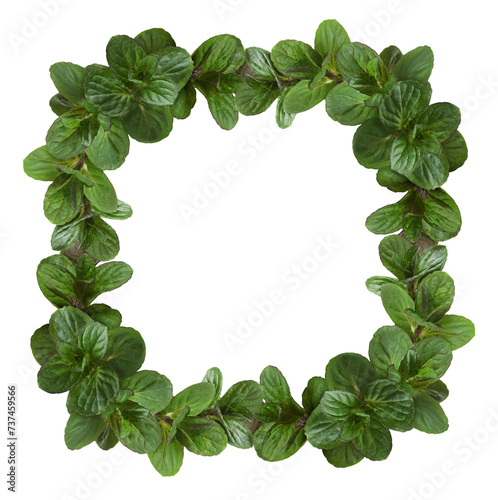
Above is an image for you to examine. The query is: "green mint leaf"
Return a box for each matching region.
[86,118,130,171]
[79,216,120,261]
[323,442,364,468]
[305,406,342,449]
[135,28,176,54]
[24,145,68,181]
[365,194,412,235]
[176,417,227,456]
[31,325,57,366]
[260,366,304,416]
[366,276,407,297]
[165,382,216,417]
[85,261,133,304]
[379,46,403,71]
[314,19,350,73]
[51,220,84,251]
[413,102,461,141]
[413,337,452,379]
[235,82,279,116]
[202,367,223,408]
[411,392,448,434]
[363,380,414,430]
[320,390,364,421]
[156,47,194,89]
[326,81,378,126]
[104,327,146,378]
[171,84,197,119]
[219,380,262,415]
[378,234,415,280]
[65,412,106,450]
[353,117,394,169]
[37,261,77,308]
[405,152,449,190]
[245,47,277,81]
[195,81,238,130]
[96,424,119,450]
[377,166,413,192]
[77,322,108,365]
[91,200,133,220]
[46,119,86,160]
[69,365,119,415]
[392,46,434,84]
[325,353,378,395]
[148,421,184,476]
[336,42,378,81]
[84,68,136,117]
[50,62,88,104]
[134,74,178,106]
[220,416,253,449]
[379,80,429,132]
[380,283,415,334]
[302,376,328,414]
[271,40,322,79]
[421,189,461,240]
[369,325,413,377]
[412,245,448,278]
[38,356,87,394]
[283,79,335,114]
[106,35,147,83]
[121,101,173,143]
[192,35,240,74]
[49,306,92,344]
[121,370,173,414]
[416,271,455,323]
[120,415,162,454]
[442,131,468,172]
[421,315,475,350]
[81,162,118,213]
[353,413,392,461]
[85,304,122,330]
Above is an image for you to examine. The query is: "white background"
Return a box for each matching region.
[1,0,496,499]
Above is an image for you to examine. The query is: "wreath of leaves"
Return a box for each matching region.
[24,20,474,475]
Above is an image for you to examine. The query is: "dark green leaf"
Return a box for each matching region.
[50,93,76,116]
[314,19,350,72]
[92,200,133,220]
[46,119,86,160]
[369,325,413,377]
[77,322,108,365]
[135,28,176,54]
[195,82,238,130]
[380,283,415,333]
[38,356,86,394]
[442,131,468,172]
[305,407,342,449]
[202,367,223,408]
[353,413,392,461]
[405,152,449,191]
[51,220,84,251]
[414,103,461,141]
[366,276,407,297]
[221,416,253,449]
[65,412,106,450]
[24,146,68,181]
[379,81,429,132]
[37,255,76,307]
[275,87,296,129]
[121,101,173,143]
[121,370,173,414]
[81,162,118,213]
[380,46,403,71]
[260,366,304,416]
[363,380,414,430]
[376,166,413,192]
[106,35,146,83]
[31,325,57,366]
[49,306,92,344]
[148,421,184,476]
[320,390,363,421]
[416,271,454,322]
[323,442,364,468]
[284,79,335,114]
[271,40,322,79]
[391,131,422,174]
[85,304,122,330]
[84,68,136,117]
[165,383,216,417]
[85,261,133,304]
[336,42,378,81]
[156,47,194,89]
[421,315,475,350]
[365,195,410,234]
[85,118,130,170]
[69,365,119,415]
[413,245,448,278]
[96,425,119,450]
[176,417,227,456]
[135,74,178,106]
[392,46,434,84]
[79,216,120,261]
[104,327,145,378]
[235,82,279,116]
[192,35,240,74]
[325,353,378,395]
[413,337,452,379]
[302,377,328,414]
[379,234,415,279]
[353,117,394,169]
[411,392,448,433]
[326,82,377,125]
[219,380,262,415]
[171,83,197,119]
[50,62,88,104]
[120,415,162,454]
